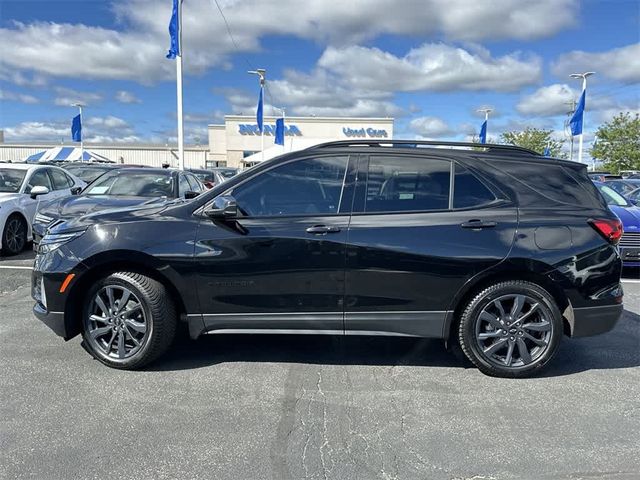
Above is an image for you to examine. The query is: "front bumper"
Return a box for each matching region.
[33,302,68,338]
[569,303,624,337]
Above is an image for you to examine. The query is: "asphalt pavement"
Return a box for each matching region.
[1,251,639,480]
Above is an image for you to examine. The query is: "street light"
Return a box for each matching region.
[248,69,266,162]
[570,71,595,167]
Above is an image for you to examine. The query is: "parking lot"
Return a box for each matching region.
[1,251,638,480]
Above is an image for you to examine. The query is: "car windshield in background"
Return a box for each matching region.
[65,166,113,183]
[597,184,630,207]
[0,169,26,193]
[84,171,173,197]
[194,172,214,183]
[216,169,237,179]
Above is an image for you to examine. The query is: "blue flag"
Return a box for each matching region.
[71,114,82,142]
[544,146,551,157]
[166,0,181,59]
[275,118,285,145]
[570,89,586,136]
[479,120,487,144]
[256,88,264,133]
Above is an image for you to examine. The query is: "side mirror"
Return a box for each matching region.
[30,186,49,200]
[204,195,238,219]
[184,191,201,200]
[71,186,83,195]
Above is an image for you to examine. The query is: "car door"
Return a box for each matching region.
[344,154,518,338]
[48,167,78,199]
[22,168,56,221]
[193,154,355,333]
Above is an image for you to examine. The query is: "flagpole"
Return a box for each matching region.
[570,72,594,167]
[78,105,84,159]
[477,108,492,144]
[261,83,264,163]
[176,0,185,170]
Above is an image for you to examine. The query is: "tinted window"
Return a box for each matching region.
[26,169,52,193]
[49,168,73,190]
[454,165,496,208]
[597,184,630,207]
[66,166,111,183]
[84,171,173,197]
[359,156,450,213]
[178,174,191,197]
[186,173,204,192]
[233,156,348,216]
[0,169,27,193]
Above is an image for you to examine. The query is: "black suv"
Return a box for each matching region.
[32,141,624,377]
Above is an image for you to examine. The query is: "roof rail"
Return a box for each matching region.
[306,140,540,156]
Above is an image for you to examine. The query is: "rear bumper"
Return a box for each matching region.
[620,246,640,267]
[569,304,624,337]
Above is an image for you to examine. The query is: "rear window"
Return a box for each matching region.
[488,160,604,208]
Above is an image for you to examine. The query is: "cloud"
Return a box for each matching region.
[552,43,640,83]
[409,116,453,137]
[0,89,39,104]
[0,0,575,85]
[115,90,141,104]
[317,44,542,92]
[517,84,575,116]
[3,122,69,142]
[0,71,47,87]
[53,87,103,106]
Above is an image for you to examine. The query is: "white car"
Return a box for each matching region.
[0,164,85,255]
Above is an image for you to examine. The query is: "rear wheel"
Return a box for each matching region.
[81,272,177,369]
[2,214,27,255]
[458,281,562,378]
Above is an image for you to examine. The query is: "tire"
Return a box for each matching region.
[457,281,563,378]
[2,214,27,256]
[81,272,177,369]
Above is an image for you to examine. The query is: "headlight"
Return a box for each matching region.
[34,212,54,224]
[39,230,86,254]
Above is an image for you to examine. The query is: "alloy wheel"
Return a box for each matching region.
[85,285,149,360]
[5,218,25,253]
[474,294,553,368]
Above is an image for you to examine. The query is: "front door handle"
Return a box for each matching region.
[306,225,341,234]
[460,219,497,229]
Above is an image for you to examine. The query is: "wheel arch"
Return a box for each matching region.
[63,250,190,339]
[1,209,31,249]
[445,260,572,341]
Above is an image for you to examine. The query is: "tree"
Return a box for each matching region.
[591,112,640,173]
[500,128,565,157]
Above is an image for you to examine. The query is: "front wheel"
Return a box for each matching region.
[458,281,563,378]
[81,272,177,369]
[2,214,27,255]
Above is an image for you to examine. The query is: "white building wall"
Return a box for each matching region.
[0,144,210,169]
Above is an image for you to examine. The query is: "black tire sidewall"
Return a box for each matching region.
[81,274,156,369]
[459,282,563,378]
[2,215,26,255]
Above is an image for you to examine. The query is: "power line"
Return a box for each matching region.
[210,0,278,111]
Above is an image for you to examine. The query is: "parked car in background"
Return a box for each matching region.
[32,168,205,246]
[32,140,623,378]
[620,170,640,178]
[594,181,640,267]
[61,163,121,183]
[625,187,640,206]
[605,179,640,203]
[188,167,238,189]
[588,172,623,182]
[0,164,85,255]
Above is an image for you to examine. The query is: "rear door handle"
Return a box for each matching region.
[306,225,341,234]
[460,219,497,229]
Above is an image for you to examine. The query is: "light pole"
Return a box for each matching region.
[72,103,85,160]
[248,69,266,162]
[570,71,595,167]
[564,99,577,161]
[477,108,492,143]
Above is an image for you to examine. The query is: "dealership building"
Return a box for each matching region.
[207,115,394,168]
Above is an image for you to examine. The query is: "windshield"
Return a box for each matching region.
[84,171,174,197]
[597,184,630,207]
[66,166,112,183]
[193,172,214,183]
[0,169,27,193]
[215,168,237,179]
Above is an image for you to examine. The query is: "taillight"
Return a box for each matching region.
[589,218,623,244]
